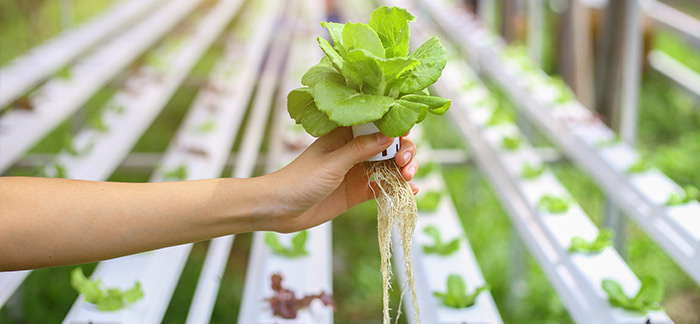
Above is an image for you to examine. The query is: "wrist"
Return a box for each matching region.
[210,177,280,234]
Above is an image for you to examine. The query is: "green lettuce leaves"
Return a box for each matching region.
[602,276,664,313]
[433,274,489,308]
[287,6,450,137]
[70,267,144,311]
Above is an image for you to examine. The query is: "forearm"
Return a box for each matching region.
[0,176,275,270]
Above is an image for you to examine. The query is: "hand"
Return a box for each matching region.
[264,127,419,233]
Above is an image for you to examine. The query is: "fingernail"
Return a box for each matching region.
[403,151,412,164]
[408,166,416,176]
[376,133,392,144]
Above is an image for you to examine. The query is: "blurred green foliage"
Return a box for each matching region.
[0,0,115,66]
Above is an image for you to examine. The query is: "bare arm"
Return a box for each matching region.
[0,128,419,271]
[0,176,273,270]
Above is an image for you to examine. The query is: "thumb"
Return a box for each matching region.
[328,132,395,171]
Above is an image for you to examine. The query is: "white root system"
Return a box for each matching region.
[365,160,419,324]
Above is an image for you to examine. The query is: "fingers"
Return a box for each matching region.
[312,127,354,153]
[401,158,418,181]
[409,182,419,195]
[328,132,394,171]
[395,136,417,167]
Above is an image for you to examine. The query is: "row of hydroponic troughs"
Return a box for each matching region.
[395,2,672,324]
[0,0,496,322]
[413,0,700,288]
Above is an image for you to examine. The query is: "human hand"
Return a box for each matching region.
[263,127,419,233]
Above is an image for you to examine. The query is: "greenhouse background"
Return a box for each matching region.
[0,0,698,323]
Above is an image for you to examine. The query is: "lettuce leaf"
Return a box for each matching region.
[287,6,450,137]
[70,267,144,311]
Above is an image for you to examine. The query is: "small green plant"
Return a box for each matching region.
[71,267,144,311]
[195,120,217,133]
[433,274,489,308]
[287,6,451,137]
[265,231,308,258]
[463,79,478,90]
[601,276,663,313]
[548,76,575,105]
[56,66,72,80]
[88,115,109,133]
[486,107,514,126]
[422,225,460,255]
[521,163,545,179]
[53,162,67,178]
[595,135,621,148]
[147,54,168,73]
[63,136,94,157]
[568,229,613,253]
[665,185,700,206]
[416,191,442,211]
[626,158,652,174]
[501,135,522,151]
[538,194,570,214]
[162,164,188,181]
[108,103,126,115]
[475,96,497,109]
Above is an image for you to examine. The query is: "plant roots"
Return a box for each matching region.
[365,159,419,324]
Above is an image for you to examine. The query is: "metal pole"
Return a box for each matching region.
[606,0,643,257]
[527,0,543,65]
[59,0,74,29]
[619,0,642,145]
[479,0,497,32]
[507,227,527,310]
[521,0,544,143]
[605,199,627,255]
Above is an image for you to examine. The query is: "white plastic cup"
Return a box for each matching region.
[351,123,400,161]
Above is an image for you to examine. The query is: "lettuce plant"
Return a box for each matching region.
[53,162,67,178]
[433,274,488,308]
[287,6,451,137]
[265,231,308,258]
[626,158,652,174]
[416,191,442,211]
[56,66,72,80]
[267,273,335,319]
[520,162,545,179]
[88,114,109,133]
[422,225,460,255]
[595,135,621,148]
[568,229,613,253]
[486,107,514,126]
[71,267,144,311]
[162,164,188,181]
[602,276,663,313]
[63,135,94,157]
[538,194,570,214]
[501,135,522,151]
[665,185,700,206]
[195,120,217,133]
[548,76,575,105]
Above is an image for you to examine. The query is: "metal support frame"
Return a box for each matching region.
[59,0,74,28]
[527,0,543,65]
[608,0,643,256]
[648,50,700,103]
[619,0,642,146]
